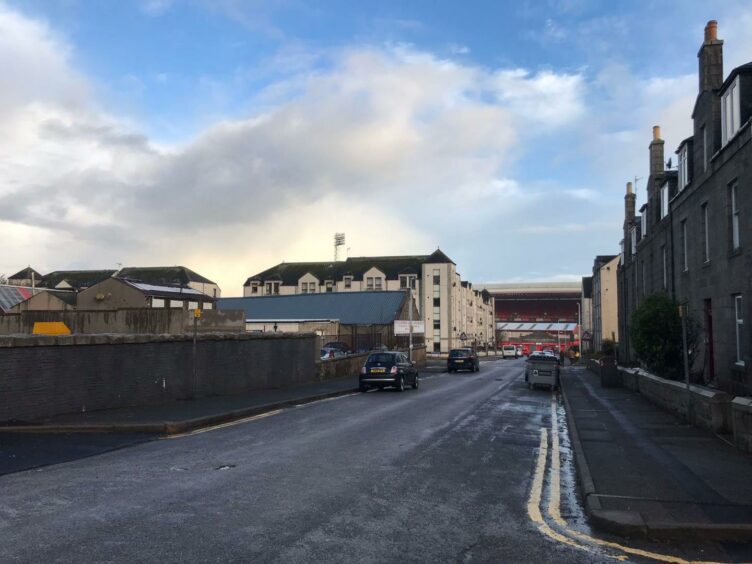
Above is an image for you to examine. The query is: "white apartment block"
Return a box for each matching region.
[243,249,495,354]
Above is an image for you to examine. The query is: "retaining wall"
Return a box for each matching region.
[316,346,427,380]
[732,397,752,454]
[0,332,316,422]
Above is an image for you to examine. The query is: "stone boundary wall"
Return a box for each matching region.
[612,366,735,437]
[316,346,427,380]
[0,309,244,335]
[0,332,316,423]
[732,397,752,454]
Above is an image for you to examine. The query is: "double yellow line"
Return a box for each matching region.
[526,394,725,564]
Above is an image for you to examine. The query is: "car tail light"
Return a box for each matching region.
[360,366,366,375]
[390,366,398,374]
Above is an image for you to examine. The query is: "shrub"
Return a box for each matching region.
[629,293,699,380]
[600,339,616,356]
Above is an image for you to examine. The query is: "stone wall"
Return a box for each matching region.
[0,309,244,335]
[316,345,427,380]
[617,367,733,434]
[732,397,752,454]
[0,332,316,423]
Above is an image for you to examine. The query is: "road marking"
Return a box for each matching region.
[163,409,285,439]
[546,395,726,564]
[526,428,601,556]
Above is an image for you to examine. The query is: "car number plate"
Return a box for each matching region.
[371,368,386,373]
[456,360,464,363]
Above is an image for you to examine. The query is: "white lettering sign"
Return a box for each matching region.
[394,320,425,335]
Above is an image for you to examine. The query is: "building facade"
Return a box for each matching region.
[618,21,751,394]
[242,249,495,353]
[591,255,619,352]
[581,277,593,352]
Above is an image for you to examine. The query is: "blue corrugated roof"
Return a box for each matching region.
[218,291,407,325]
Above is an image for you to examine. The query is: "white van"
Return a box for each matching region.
[502,345,517,359]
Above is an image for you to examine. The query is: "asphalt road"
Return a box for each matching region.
[0,360,743,563]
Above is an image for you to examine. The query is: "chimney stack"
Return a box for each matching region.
[649,125,665,176]
[624,181,636,234]
[698,20,723,92]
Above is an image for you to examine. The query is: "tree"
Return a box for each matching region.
[0,273,7,285]
[630,293,700,380]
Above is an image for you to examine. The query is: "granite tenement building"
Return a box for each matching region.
[618,20,751,395]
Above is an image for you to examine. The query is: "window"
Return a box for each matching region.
[188,301,198,310]
[433,297,440,307]
[366,277,374,290]
[265,282,280,295]
[204,302,213,310]
[735,295,745,365]
[374,277,383,291]
[701,203,710,263]
[344,276,352,289]
[678,145,689,190]
[660,183,669,218]
[730,181,740,251]
[630,227,637,255]
[620,240,624,264]
[681,219,688,272]
[432,270,440,285]
[170,300,183,309]
[640,209,647,239]
[325,281,334,293]
[400,275,416,289]
[721,76,741,146]
[301,282,316,294]
[433,319,440,329]
[661,245,667,289]
[702,125,708,172]
[251,283,259,294]
[152,298,165,308]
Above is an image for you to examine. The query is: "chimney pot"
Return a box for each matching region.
[652,125,661,141]
[626,182,633,195]
[705,20,718,43]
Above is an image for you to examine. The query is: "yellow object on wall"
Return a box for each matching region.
[32,322,71,335]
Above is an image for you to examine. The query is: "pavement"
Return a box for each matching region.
[561,364,752,542]
[0,375,361,435]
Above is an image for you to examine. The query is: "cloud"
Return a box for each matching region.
[0,4,591,292]
[140,0,175,17]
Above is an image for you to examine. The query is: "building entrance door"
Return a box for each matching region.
[704,299,715,382]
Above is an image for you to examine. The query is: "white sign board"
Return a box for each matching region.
[394,320,425,335]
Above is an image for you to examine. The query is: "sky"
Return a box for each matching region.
[1,0,751,295]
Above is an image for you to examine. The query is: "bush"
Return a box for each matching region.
[630,293,698,380]
[600,339,616,356]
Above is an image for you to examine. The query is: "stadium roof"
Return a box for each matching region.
[474,282,581,295]
[497,322,578,331]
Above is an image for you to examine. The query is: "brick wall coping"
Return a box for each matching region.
[732,397,752,412]
[0,332,315,348]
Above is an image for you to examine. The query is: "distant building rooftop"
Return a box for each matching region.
[474,281,582,295]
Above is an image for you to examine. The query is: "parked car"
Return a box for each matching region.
[502,345,517,359]
[320,347,346,360]
[323,341,351,354]
[359,351,419,392]
[447,348,480,372]
[525,352,560,390]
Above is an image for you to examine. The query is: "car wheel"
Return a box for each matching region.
[397,376,405,392]
[412,374,419,390]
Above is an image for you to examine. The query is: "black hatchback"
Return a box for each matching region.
[360,351,419,392]
[447,348,479,373]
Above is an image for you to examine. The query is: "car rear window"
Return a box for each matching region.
[367,353,395,364]
[449,349,469,358]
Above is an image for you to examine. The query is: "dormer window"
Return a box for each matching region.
[250,282,259,294]
[660,183,669,219]
[678,145,689,190]
[399,274,416,289]
[640,209,647,239]
[721,76,741,146]
[343,276,353,289]
[325,280,334,293]
[301,282,316,294]
[265,281,280,295]
[630,227,637,256]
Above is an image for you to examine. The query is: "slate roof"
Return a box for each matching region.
[119,280,215,301]
[244,250,455,286]
[8,267,42,281]
[721,62,752,93]
[41,270,117,290]
[45,290,78,306]
[115,266,216,287]
[218,291,407,325]
[0,285,34,313]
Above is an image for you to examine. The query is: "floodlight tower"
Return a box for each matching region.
[334,233,346,261]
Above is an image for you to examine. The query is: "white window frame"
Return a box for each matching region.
[366,277,374,290]
[343,276,352,289]
[640,210,647,239]
[152,298,165,308]
[325,280,334,293]
[731,182,740,251]
[374,277,383,291]
[721,76,741,146]
[702,203,710,263]
[735,294,744,366]
[660,183,669,219]
[681,219,689,272]
[251,283,259,294]
[661,245,667,289]
[170,299,183,309]
[630,227,637,255]
[678,146,689,190]
[702,124,708,172]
